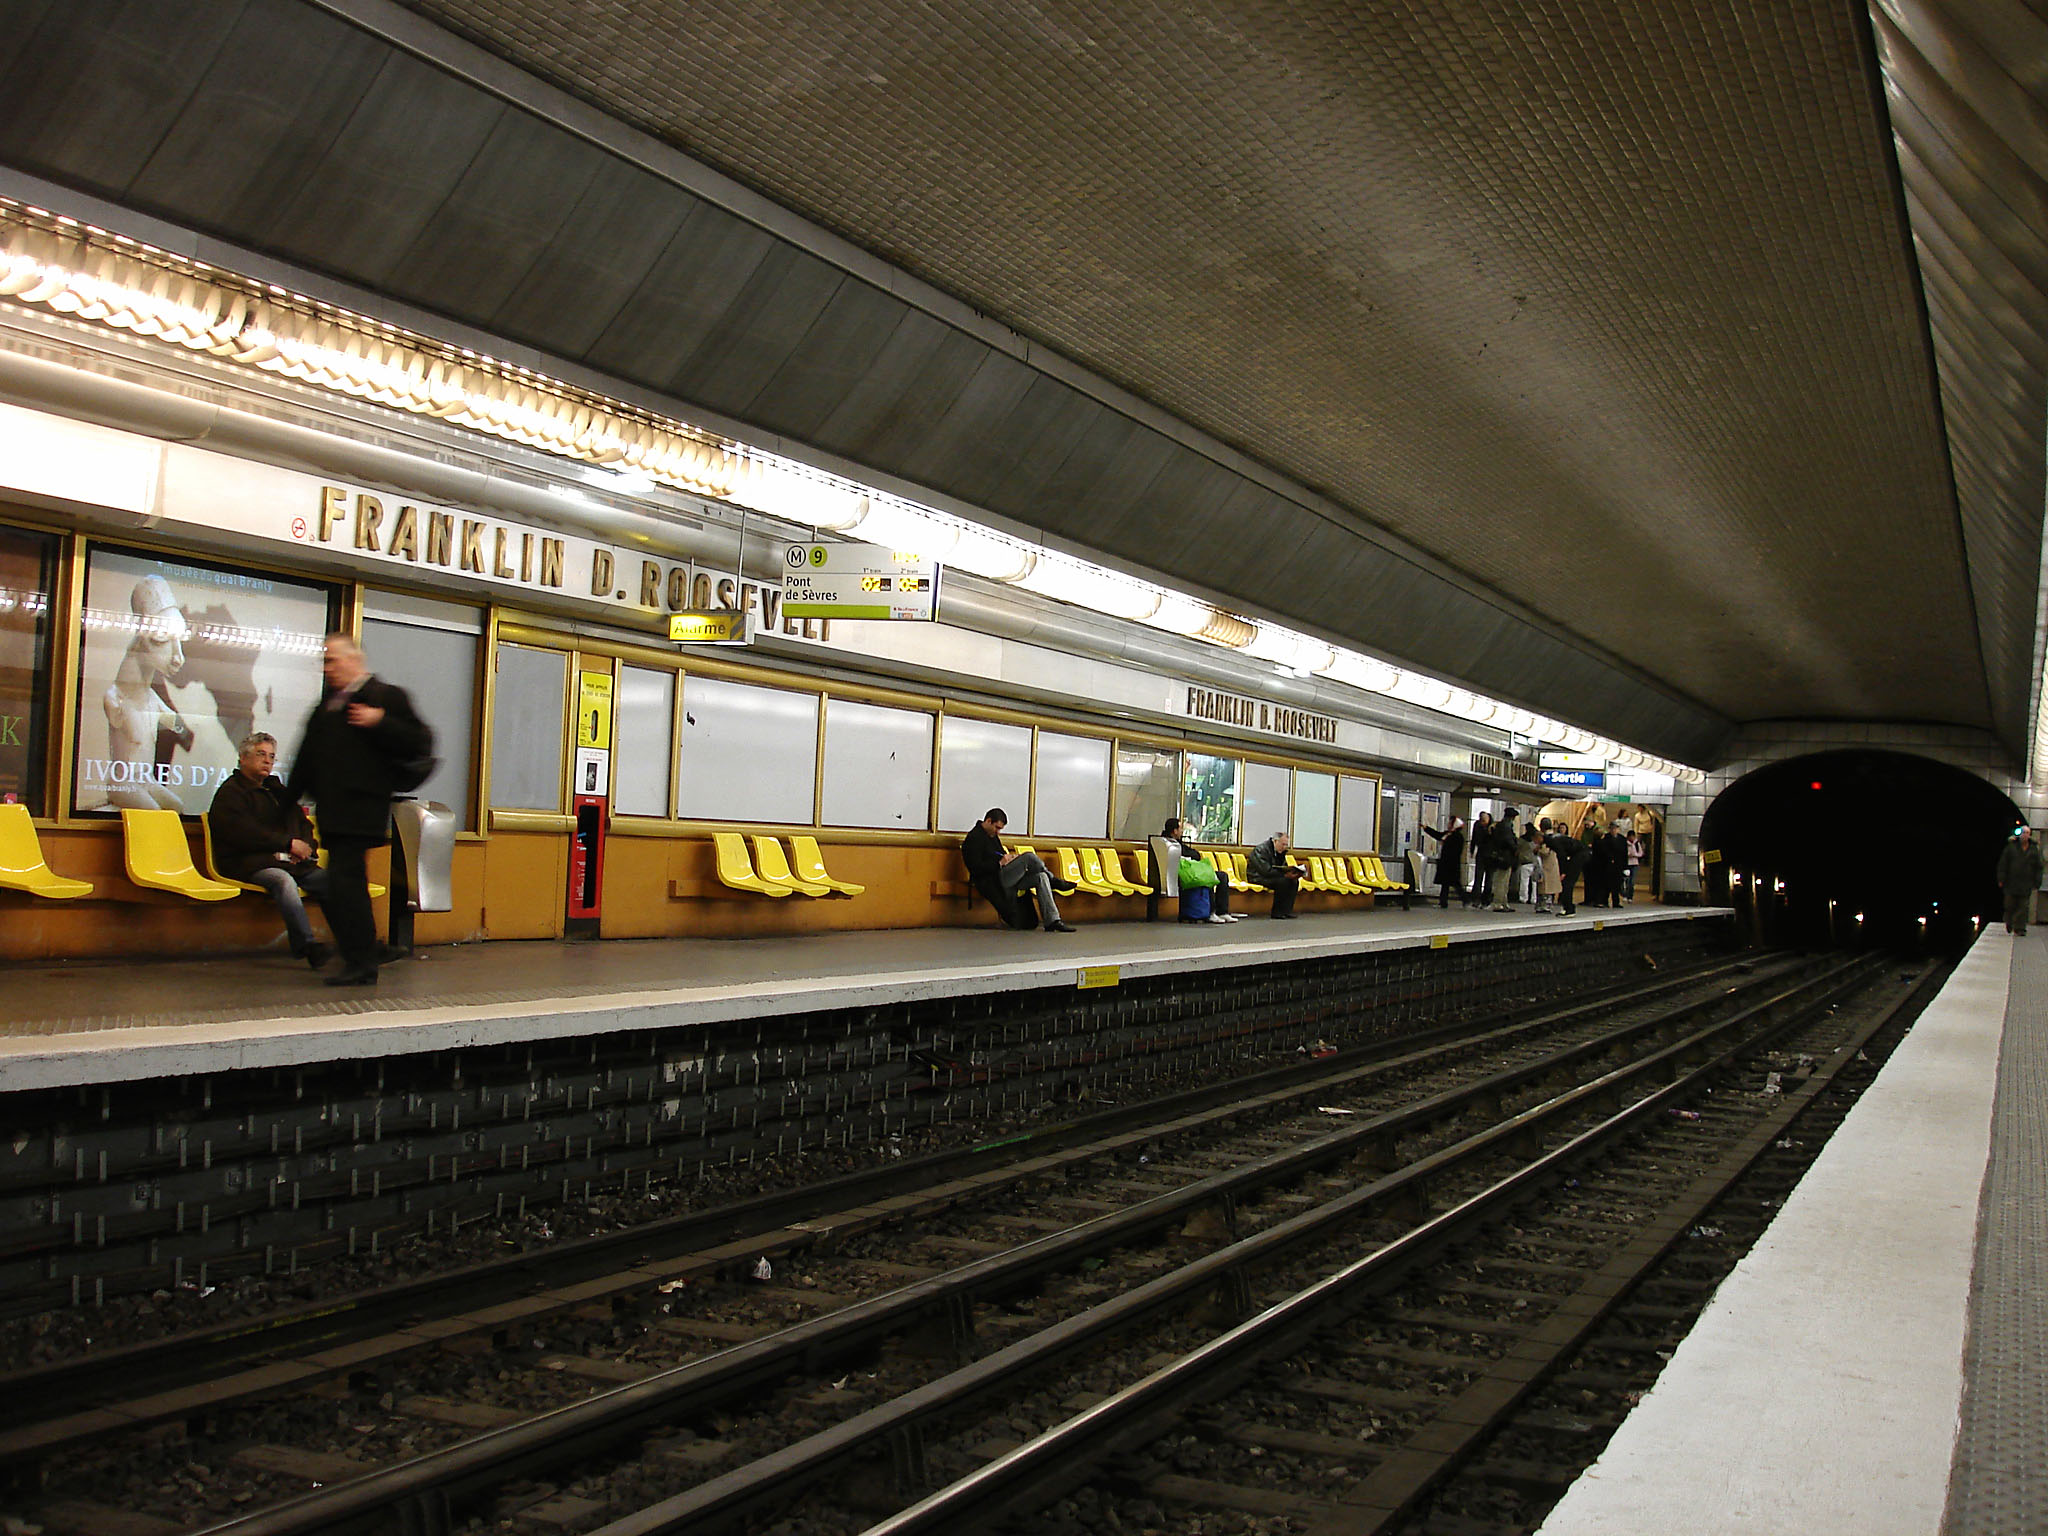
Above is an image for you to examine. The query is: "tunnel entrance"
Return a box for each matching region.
[1701,748,2020,950]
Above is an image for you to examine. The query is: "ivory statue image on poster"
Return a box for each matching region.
[74,548,332,816]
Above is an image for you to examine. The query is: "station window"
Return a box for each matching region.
[1240,761,1291,846]
[1338,774,1378,852]
[0,524,55,812]
[363,594,480,828]
[72,544,336,817]
[1292,770,1336,849]
[612,664,676,818]
[1113,746,1181,840]
[676,675,817,824]
[936,715,1030,833]
[821,698,933,830]
[489,642,570,812]
[1031,731,1111,840]
[1182,753,1240,844]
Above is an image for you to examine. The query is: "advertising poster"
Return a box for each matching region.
[73,548,334,816]
[0,525,54,807]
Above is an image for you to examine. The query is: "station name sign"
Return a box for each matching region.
[274,484,834,641]
[1538,767,1606,788]
[1470,751,1539,786]
[1185,686,1338,745]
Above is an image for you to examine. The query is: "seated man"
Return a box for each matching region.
[1245,830,1305,918]
[208,731,332,967]
[1162,816,1239,922]
[961,807,1077,933]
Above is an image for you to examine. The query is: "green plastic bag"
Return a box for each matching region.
[1178,855,1218,889]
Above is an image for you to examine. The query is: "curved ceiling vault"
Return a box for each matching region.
[0,0,2036,770]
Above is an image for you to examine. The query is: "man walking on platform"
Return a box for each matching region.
[287,635,433,986]
[1996,826,2042,935]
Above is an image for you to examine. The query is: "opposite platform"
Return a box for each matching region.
[0,903,1724,1090]
[1538,927,2041,1536]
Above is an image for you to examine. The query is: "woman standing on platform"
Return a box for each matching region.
[1536,831,1562,914]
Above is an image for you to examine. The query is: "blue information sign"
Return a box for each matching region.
[1538,768,1606,789]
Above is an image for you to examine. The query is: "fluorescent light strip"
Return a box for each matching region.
[0,202,1705,781]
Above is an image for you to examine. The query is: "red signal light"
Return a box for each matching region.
[1809,780,1822,790]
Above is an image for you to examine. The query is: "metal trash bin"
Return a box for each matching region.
[387,799,456,954]
[391,799,456,912]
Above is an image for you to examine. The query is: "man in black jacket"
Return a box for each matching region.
[286,634,432,986]
[961,808,1077,932]
[208,731,330,967]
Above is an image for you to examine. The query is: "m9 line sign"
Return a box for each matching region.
[781,540,940,621]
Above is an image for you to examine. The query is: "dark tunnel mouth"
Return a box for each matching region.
[1701,748,2021,950]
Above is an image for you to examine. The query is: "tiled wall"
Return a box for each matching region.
[1663,722,2046,898]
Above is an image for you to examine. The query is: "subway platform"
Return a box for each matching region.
[1537,925,2045,1536]
[0,902,1723,1091]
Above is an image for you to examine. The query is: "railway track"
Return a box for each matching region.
[0,949,1844,1536]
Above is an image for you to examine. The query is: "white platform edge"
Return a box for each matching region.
[1536,932,2013,1536]
[0,908,1720,1090]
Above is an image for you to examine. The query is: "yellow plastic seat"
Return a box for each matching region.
[1130,847,1154,891]
[1318,856,1355,894]
[1291,855,1329,893]
[1058,846,1115,896]
[1367,854,1410,890]
[200,815,265,894]
[122,809,242,901]
[752,835,829,896]
[1092,847,1144,896]
[1334,857,1374,896]
[790,835,864,897]
[1078,846,1133,897]
[713,831,792,897]
[1230,851,1270,894]
[0,804,94,899]
[1348,855,1391,891]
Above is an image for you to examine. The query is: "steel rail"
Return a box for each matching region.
[1,953,1769,1454]
[580,955,1880,1536]
[186,956,1853,1536]
[859,955,1903,1536]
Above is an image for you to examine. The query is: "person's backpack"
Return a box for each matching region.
[385,718,439,793]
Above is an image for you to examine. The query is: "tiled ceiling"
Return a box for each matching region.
[389,0,1986,739]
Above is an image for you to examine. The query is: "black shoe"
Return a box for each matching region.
[376,942,411,964]
[1044,921,1077,933]
[324,966,378,987]
[1048,878,1078,895]
[301,942,333,970]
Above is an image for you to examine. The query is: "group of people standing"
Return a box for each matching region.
[1421,811,1644,915]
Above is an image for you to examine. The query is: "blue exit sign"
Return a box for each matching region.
[1538,768,1606,789]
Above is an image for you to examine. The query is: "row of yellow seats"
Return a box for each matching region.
[1290,853,1409,895]
[714,832,866,898]
[1027,844,1160,898]
[0,806,387,904]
